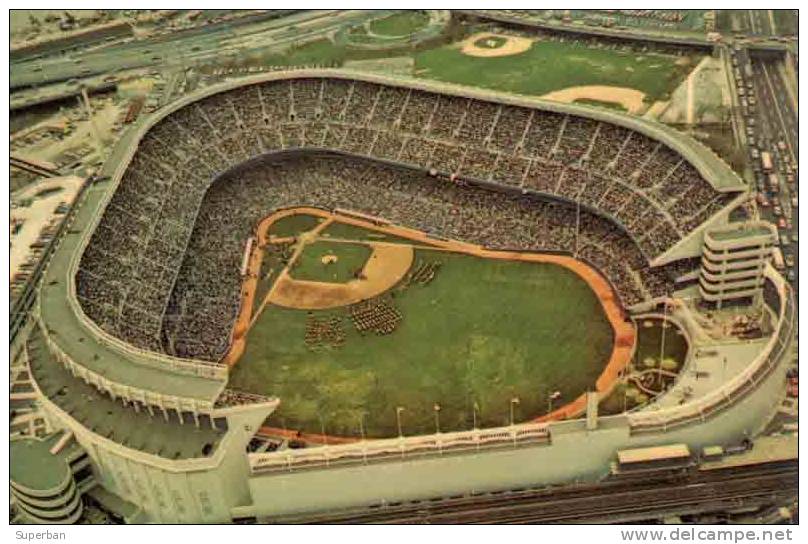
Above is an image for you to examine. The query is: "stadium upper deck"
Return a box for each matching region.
[69,69,746,362]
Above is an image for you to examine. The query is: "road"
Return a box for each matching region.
[265,460,797,524]
[10,10,370,90]
[735,48,799,290]
[745,9,776,36]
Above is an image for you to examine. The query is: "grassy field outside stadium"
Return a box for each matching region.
[368,10,431,37]
[415,40,696,102]
[229,219,615,438]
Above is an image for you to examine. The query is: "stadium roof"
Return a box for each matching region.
[708,221,775,242]
[10,435,71,491]
[28,327,227,460]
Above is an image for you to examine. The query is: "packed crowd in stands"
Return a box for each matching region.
[76,76,740,360]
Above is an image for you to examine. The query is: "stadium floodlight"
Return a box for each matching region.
[358,412,366,442]
[510,397,520,427]
[396,406,405,438]
[318,414,328,448]
[547,391,561,415]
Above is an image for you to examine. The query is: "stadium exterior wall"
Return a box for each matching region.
[30,69,788,522]
[243,322,789,519]
[30,267,793,522]
[31,375,276,523]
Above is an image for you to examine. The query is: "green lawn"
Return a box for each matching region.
[631,317,689,369]
[369,10,430,37]
[289,241,372,284]
[415,40,696,102]
[321,221,420,245]
[599,317,689,415]
[285,38,346,65]
[474,36,508,49]
[252,249,285,315]
[230,240,615,438]
[266,213,324,238]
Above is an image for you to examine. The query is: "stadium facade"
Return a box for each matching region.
[13,70,795,523]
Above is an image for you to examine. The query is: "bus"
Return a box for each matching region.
[760,151,773,172]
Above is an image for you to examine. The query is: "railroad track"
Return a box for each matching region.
[269,461,796,524]
[10,155,61,178]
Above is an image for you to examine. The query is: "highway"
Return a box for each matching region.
[737,50,799,290]
[10,10,370,90]
[744,10,781,37]
[267,460,796,524]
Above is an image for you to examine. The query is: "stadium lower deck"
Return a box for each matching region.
[74,73,744,363]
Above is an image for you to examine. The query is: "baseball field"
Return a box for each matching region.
[415,36,697,104]
[227,209,628,439]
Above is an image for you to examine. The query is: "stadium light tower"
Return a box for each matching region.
[510,397,520,427]
[318,414,328,448]
[396,406,405,438]
[547,390,561,415]
[359,412,368,464]
[358,412,366,442]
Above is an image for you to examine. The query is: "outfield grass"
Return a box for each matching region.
[289,241,373,283]
[415,40,696,101]
[369,10,430,37]
[230,241,615,438]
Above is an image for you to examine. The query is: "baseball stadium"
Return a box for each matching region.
[12,64,795,523]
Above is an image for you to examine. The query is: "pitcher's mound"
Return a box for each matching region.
[271,243,414,310]
[460,32,533,58]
